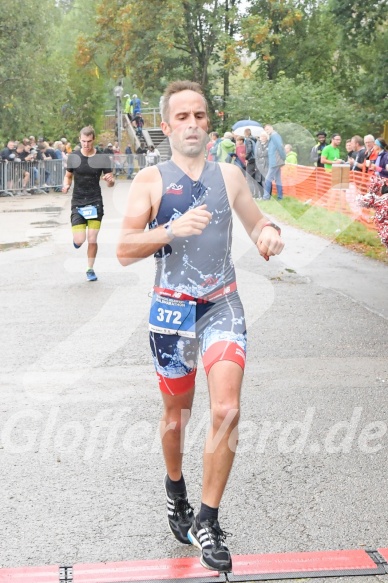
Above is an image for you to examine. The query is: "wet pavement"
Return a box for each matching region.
[0,185,387,580]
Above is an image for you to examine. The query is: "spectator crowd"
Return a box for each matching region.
[2,121,387,239]
[206,126,388,204]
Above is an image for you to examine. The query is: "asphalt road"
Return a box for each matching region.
[0,184,387,580]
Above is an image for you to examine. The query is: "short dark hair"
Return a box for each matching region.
[161,80,207,122]
[80,125,95,139]
[331,133,341,140]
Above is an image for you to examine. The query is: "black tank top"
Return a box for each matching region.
[149,160,236,298]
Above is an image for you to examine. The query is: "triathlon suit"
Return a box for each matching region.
[67,150,112,230]
[149,160,247,396]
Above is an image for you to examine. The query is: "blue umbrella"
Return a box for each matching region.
[232,119,262,130]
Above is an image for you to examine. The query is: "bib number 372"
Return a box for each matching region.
[149,294,196,338]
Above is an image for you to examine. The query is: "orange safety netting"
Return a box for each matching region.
[277,165,376,231]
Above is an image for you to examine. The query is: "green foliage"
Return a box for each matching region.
[329,0,388,43]
[0,0,61,140]
[226,73,369,153]
[0,0,386,145]
[258,197,387,261]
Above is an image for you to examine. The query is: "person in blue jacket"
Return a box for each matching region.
[263,124,286,200]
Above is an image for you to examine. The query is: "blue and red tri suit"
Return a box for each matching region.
[149,160,247,395]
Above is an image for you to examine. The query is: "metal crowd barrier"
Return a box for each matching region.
[0,153,166,197]
[109,153,163,177]
[0,159,66,197]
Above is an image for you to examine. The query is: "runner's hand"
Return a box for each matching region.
[257,229,284,261]
[170,204,212,237]
[103,172,115,186]
[62,185,71,193]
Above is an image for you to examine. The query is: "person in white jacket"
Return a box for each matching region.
[146,145,161,166]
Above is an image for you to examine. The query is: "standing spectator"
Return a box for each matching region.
[320,134,344,170]
[53,141,64,160]
[345,139,354,158]
[235,136,246,168]
[217,132,235,162]
[284,144,298,197]
[124,94,133,121]
[146,145,161,166]
[1,140,16,162]
[285,144,298,164]
[310,131,327,167]
[130,94,142,115]
[24,143,39,189]
[255,131,270,198]
[113,141,124,176]
[244,128,257,190]
[14,142,31,195]
[348,136,366,172]
[125,144,134,179]
[263,124,286,200]
[62,125,115,282]
[37,142,55,190]
[371,138,388,179]
[61,137,72,154]
[45,141,57,160]
[136,145,147,170]
[133,112,145,137]
[206,132,219,161]
[53,141,65,191]
[104,143,114,155]
[364,135,378,172]
[1,140,17,194]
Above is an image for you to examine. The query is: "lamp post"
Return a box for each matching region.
[113,81,124,150]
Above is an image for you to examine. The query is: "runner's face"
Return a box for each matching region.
[80,134,95,153]
[161,90,209,158]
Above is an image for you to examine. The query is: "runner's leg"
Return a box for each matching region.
[86,225,100,269]
[202,360,242,507]
[160,388,195,480]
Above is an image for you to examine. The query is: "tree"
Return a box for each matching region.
[329,0,388,43]
[227,72,368,161]
[79,0,242,117]
[240,0,304,80]
[0,0,62,140]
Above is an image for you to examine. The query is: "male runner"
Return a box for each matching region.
[62,126,114,281]
[117,81,284,572]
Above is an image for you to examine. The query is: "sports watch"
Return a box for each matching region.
[262,221,281,235]
[164,220,175,241]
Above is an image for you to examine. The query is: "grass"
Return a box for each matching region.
[257,197,388,263]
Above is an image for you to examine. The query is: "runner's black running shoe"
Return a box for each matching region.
[164,475,194,545]
[188,516,232,572]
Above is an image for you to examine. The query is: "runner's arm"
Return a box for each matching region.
[117,168,168,266]
[62,170,73,193]
[102,157,115,186]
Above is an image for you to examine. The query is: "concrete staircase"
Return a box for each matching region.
[147,128,171,161]
[122,115,171,161]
